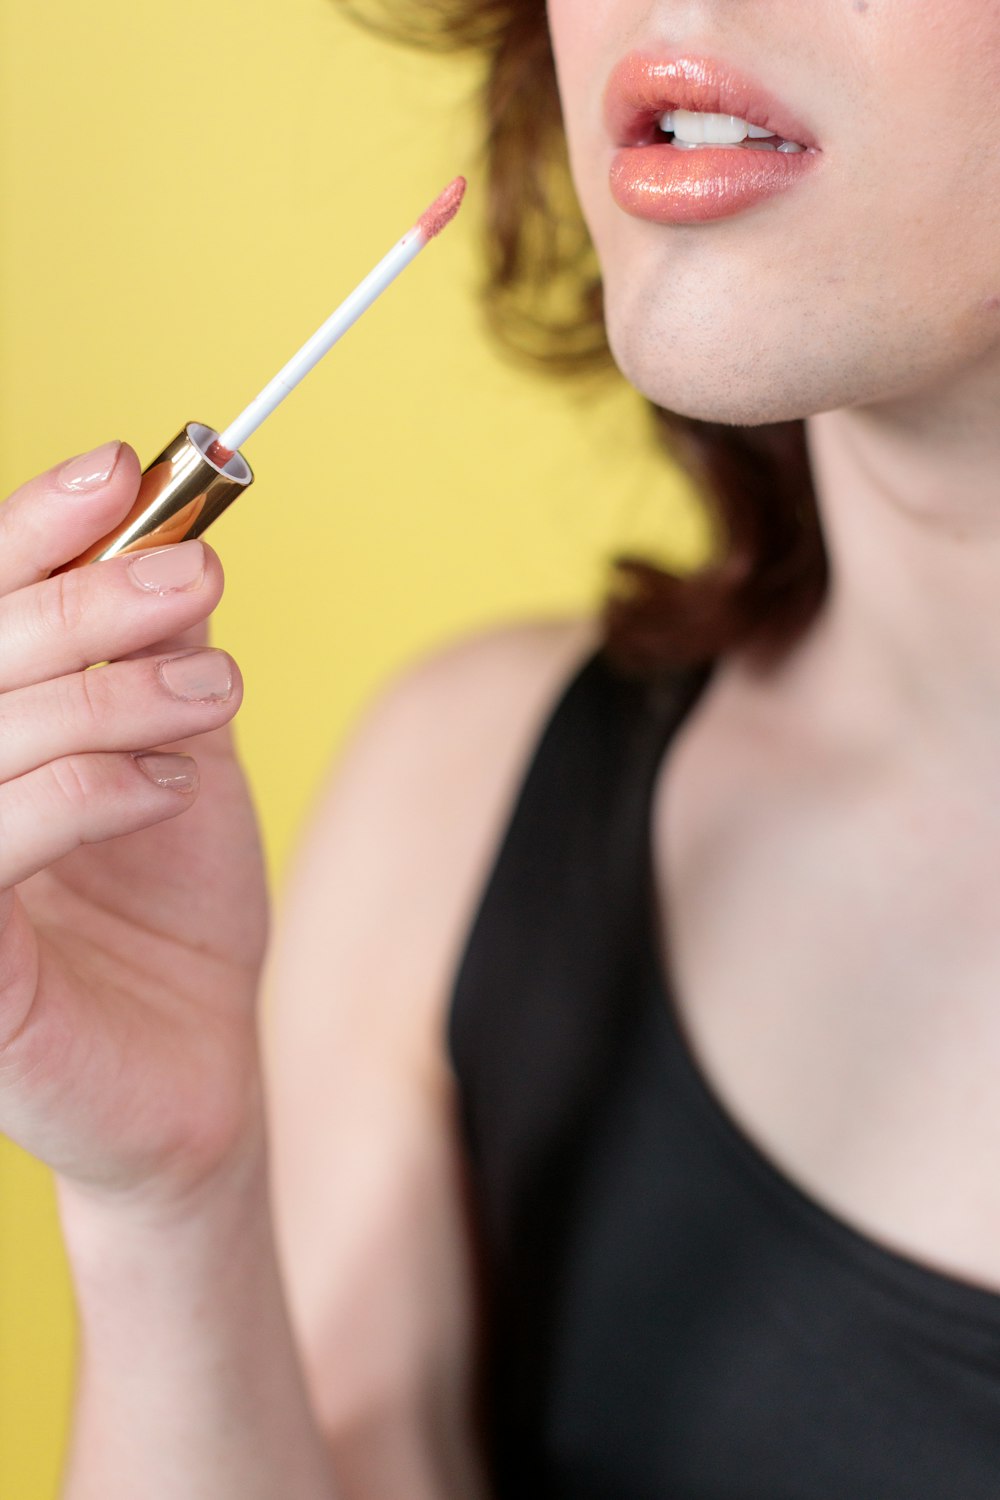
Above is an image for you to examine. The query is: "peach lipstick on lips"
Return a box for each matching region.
[605,53,823,226]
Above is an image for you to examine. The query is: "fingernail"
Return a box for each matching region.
[128,540,205,594]
[133,752,198,791]
[58,440,123,492]
[157,650,233,702]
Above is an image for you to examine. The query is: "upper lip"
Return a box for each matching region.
[604,52,820,151]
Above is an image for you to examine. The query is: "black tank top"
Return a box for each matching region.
[447,643,1000,1499]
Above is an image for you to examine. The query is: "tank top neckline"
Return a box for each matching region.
[631,648,1000,1339]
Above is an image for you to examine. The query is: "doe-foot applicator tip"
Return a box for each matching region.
[418,176,467,241]
[206,438,235,466]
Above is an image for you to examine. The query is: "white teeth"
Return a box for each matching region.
[658,108,806,150]
[660,109,749,144]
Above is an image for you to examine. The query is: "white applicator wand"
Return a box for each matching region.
[59,176,468,572]
[208,175,467,466]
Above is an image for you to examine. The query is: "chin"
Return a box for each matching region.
[596,251,872,427]
[603,302,844,428]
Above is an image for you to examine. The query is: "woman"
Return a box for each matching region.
[3,1,1000,1495]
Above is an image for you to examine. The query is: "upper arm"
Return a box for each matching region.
[260,615,601,1498]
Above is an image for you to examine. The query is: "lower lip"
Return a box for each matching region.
[610,143,821,225]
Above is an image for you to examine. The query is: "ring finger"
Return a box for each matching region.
[0,649,241,785]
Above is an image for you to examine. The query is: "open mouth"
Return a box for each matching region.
[604,54,823,225]
[604,53,820,155]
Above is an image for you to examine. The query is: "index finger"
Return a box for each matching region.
[0,442,142,597]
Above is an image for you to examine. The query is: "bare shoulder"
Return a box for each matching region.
[266,609,601,1081]
[372,610,602,912]
[274,612,603,1060]
[345,612,602,804]
[319,612,601,795]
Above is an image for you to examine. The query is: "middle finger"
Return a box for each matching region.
[0,541,222,695]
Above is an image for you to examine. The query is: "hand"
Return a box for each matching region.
[0,441,270,1216]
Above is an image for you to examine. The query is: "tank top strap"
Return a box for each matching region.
[446,640,713,1166]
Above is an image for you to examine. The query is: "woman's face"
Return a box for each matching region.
[547,1,1000,426]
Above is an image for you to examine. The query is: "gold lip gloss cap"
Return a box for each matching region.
[58,422,254,571]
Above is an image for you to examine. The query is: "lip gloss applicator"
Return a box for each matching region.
[57,176,467,573]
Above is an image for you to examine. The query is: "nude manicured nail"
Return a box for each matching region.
[157,650,233,702]
[133,753,198,791]
[128,541,206,594]
[57,441,123,491]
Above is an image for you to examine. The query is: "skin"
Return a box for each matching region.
[5,3,1000,1496]
[552,2,1000,421]
[549,0,1000,1290]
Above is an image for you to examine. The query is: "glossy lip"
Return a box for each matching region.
[604,51,821,151]
[604,52,823,225]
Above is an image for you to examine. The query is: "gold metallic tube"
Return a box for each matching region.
[57,422,253,572]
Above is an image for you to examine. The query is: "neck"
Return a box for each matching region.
[775,366,1000,757]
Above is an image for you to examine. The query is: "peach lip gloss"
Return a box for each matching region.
[56,177,467,574]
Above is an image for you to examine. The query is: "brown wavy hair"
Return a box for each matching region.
[341,0,829,677]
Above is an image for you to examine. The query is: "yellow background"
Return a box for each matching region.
[0,2,705,1494]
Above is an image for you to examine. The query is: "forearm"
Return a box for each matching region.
[56,1144,336,1500]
